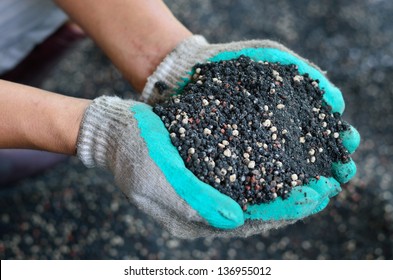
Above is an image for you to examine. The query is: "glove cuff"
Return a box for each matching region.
[76,96,136,169]
[141,35,209,105]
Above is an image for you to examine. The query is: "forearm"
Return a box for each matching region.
[0,79,90,155]
[54,0,192,92]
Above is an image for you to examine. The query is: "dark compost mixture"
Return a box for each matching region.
[154,56,350,210]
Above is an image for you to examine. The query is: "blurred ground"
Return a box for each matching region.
[1,0,392,259]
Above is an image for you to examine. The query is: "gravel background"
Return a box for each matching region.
[1,0,392,259]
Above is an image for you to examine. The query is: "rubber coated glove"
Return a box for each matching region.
[130,35,360,237]
[77,96,246,239]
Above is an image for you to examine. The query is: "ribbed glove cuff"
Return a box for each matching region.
[141,35,209,104]
[77,96,136,168]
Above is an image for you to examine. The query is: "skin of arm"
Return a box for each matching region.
[0,0,192,154]
[0,79,91,155]
[54,0,192,92]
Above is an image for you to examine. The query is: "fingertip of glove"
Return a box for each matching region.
[311,197,330,215]
[323,86,345,114]
[305,176,341,199]
[201,196,244,229]
[326,177,342,198]
[195,187,245,230]
[331,159,357,184]
[341,125,361,154]
[215,206,245,229]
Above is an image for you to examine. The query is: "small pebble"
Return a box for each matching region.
[179,127,186,134]
[203,128,211,135]
[293,75,304,82]
[224,149,232,157]
[319,113,326,120]
[263,119,272,127]
[229,174,237,182]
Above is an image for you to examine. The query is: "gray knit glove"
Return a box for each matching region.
[139,35,359,236]
[77,36,359,239]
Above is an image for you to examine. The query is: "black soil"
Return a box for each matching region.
[153,56,350,210]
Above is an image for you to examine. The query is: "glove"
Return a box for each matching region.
[77,96,246,239]
[77,36,360,239]
[140,35,359,236]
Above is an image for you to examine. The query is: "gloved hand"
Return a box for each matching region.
[77,35,360,239]
[77,96,246,238]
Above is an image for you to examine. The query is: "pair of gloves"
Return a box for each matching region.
[76,35,360,239]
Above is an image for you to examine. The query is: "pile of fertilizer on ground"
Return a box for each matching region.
[153,56,350,210]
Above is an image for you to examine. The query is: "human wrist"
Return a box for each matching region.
[27,94,91,155]
[114,7,193,93]
[129,28,193,93]
[61,97,91,155]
